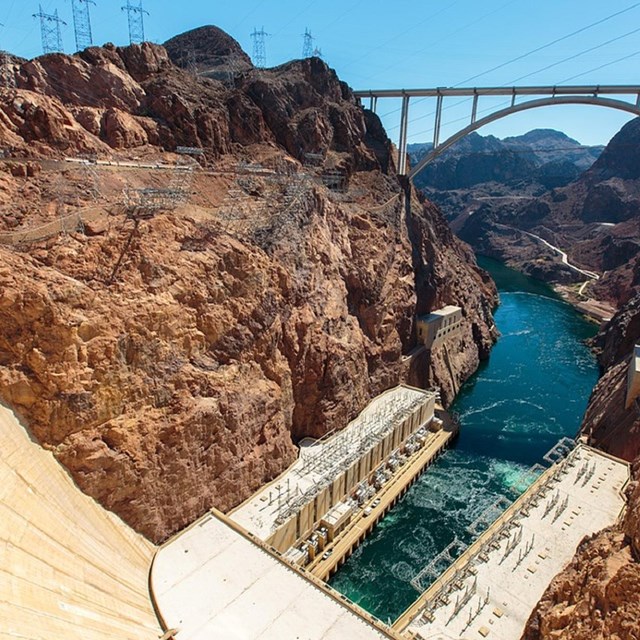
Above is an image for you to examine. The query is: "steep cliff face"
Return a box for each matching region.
[0,31,496,542]
[581,291,640,461]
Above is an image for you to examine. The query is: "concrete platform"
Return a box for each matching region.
[395,445,629,640]
[151,510,402,640]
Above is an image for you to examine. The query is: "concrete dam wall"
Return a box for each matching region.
[0,404,161,640]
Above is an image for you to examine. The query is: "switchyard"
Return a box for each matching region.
[230,385,452,561]
[393,443,629,640]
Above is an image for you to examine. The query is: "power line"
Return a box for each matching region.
[366,0,522,119]
[454,2,640,87]
[374,2,640,125]
[232,0,268,32]
[383,12,640,144]
[409,99,512,140]
[558,49,640,84]
[509,25,640,84]
[316,0,366,33]
[344,0,462,70]
[271,0,314,38]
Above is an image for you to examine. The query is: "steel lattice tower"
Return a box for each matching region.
[71,0,95,52]
[121,0,148,45]
[301,28,313,58]
[33,5,66,54]
[251,27,269,68]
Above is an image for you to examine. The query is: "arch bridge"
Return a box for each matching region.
[353,85,640,180]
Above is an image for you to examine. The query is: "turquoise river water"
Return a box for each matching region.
[328,257,600,624]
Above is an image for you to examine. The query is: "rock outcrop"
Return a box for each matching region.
[581,291,640,462]
[413,120,640,311]
[0,33,497,542]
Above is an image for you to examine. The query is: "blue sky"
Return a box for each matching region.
[2,0,640,146]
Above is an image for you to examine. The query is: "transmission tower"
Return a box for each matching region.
[121,0,148,45]
[312,47,323,59]
[33,5,67,54]
[301,28,313,58]
[71,0,95,51]
[251,27,269,68]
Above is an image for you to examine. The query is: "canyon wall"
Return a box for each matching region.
[0,28,497,543]
[421,119,640,311]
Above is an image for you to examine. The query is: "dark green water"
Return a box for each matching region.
[328,257,599,624]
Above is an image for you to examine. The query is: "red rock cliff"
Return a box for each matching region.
[0,30,497,543]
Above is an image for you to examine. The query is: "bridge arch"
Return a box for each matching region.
[407,96,640,180]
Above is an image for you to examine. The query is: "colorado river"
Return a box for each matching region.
[328,257,600,623]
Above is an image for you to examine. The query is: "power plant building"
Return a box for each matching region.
[416,305,463,349]
[626,344,640,409]
[230,385,438,556]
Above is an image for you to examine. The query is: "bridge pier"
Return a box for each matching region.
[397,95,410,175]
[433,93,443,149]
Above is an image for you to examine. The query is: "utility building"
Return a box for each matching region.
[230,385,437,556]
[626,344,640,409]
[416,305,463,349]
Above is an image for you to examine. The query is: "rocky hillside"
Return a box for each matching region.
[409,129,602,192]
[0,27,497,543]
[441,119,640,311]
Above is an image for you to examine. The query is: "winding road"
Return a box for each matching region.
[522,230,600,280]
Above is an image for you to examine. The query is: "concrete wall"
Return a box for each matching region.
[626,345,640,409]
[332,472,346,508]
[417,307,463,349]
[268,516,298,552]
[0,405,161,640]
[270,390,438,553]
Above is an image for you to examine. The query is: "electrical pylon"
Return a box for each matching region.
[33,5,66,54]
[302,28,313,58]
[71,0,95,52]
[251,27,269,68]
[121,0,148,45]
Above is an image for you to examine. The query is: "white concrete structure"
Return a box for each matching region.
[230,385,437,552]
[151,510,398,640]
[0,404,161,640]
[625,344,640,409]
[417,305,463,349]
[399,445,629,640]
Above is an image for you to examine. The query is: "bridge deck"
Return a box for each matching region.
[354,84,640,98]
